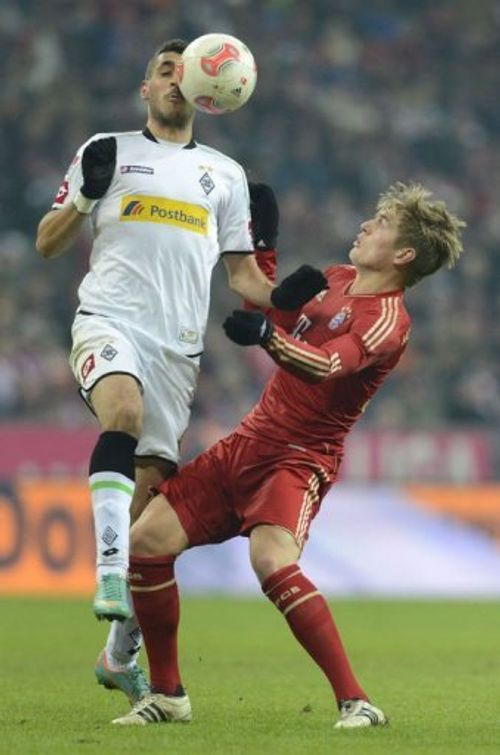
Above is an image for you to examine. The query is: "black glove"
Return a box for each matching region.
[81,137,117,199]
[271,264,328,310]
[223,310,274,346]
[249,182,279,250]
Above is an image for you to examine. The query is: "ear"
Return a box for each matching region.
[394,247,416,268]
[140,80,149,101]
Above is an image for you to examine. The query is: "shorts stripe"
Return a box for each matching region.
[295,475,320,548]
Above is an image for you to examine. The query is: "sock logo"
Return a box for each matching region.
[102,547,119,557]
[275,584,300,608]
[102,526,118,545]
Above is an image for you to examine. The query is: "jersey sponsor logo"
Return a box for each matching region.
[54,179,69,205]
[120,164,154,175]
[120,195,209,235]
[328,305,352,331]
[122,200,145,216]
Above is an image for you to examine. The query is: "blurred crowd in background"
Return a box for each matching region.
[1,0,499,459]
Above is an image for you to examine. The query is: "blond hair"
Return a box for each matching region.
[377,182,465,287]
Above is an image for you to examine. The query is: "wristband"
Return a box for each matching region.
[73,190,98,215]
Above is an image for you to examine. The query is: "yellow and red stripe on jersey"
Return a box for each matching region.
[362,296,400,352]
[267,329,343,380]
[120,195,209,235]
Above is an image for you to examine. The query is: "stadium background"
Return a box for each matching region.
[1,0,499,597]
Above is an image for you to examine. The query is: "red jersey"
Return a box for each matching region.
[237,264,411,473]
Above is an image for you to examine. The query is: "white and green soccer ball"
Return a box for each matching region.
[178,33,257,115]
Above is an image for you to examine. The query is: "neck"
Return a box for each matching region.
[350,269,404,295]
[146,118,193,144]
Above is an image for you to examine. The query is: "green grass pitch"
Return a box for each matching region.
[2,597,500,754]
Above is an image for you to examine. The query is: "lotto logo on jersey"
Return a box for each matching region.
[120,195,209,235]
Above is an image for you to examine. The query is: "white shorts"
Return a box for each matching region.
[69,313,200,463]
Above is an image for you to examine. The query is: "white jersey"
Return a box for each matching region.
[53,129,253,356]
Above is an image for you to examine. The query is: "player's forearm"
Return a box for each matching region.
[227,260,275,307]
[36,205,87,258]
[263,326,365,383]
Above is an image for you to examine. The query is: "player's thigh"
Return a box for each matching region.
[130,494,188,557]
[91,374,143,434]
[70,314,144,432]
[240,463,325,553]
[138,350,200,466]
[156,441,240,548]
[131,457,177,523]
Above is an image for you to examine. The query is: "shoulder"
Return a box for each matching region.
[357,294,411,354]
[324,263,355,284]
[194,142,247,179]
[81,130,142,148]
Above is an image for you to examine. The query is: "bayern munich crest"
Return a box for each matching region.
[328,306,352,330]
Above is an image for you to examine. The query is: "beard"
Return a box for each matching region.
[149,101,194,130]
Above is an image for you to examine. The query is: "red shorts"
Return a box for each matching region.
[158,433,335,549]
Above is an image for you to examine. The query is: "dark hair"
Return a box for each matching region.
[144,39,188,79]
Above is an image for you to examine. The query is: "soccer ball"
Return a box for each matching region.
[178,33,257,115]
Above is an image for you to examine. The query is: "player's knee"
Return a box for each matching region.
[251,550,294,584]
[103,402,142,436]
[129,500,187,558]
[129,518,162,556]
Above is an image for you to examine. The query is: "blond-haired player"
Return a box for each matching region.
[110,182,465,728]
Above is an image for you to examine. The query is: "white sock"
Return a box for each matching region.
[90,471,134,580]
[106,609,142,669]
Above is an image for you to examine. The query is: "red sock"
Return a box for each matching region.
[262,564,367,705]
[129,555,182,696]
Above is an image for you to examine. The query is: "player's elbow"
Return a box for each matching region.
[35,226,65,259]
[35,233,52,258]
[288,367,326,384]
[35,235,59,259]
[227,271,247,297]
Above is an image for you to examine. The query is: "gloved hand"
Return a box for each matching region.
[270,264,328,310]
[249,182,279,251]
[223,310,274,346]
[81,137,117,199]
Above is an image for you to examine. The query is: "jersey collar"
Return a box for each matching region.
[142,127,196,150]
